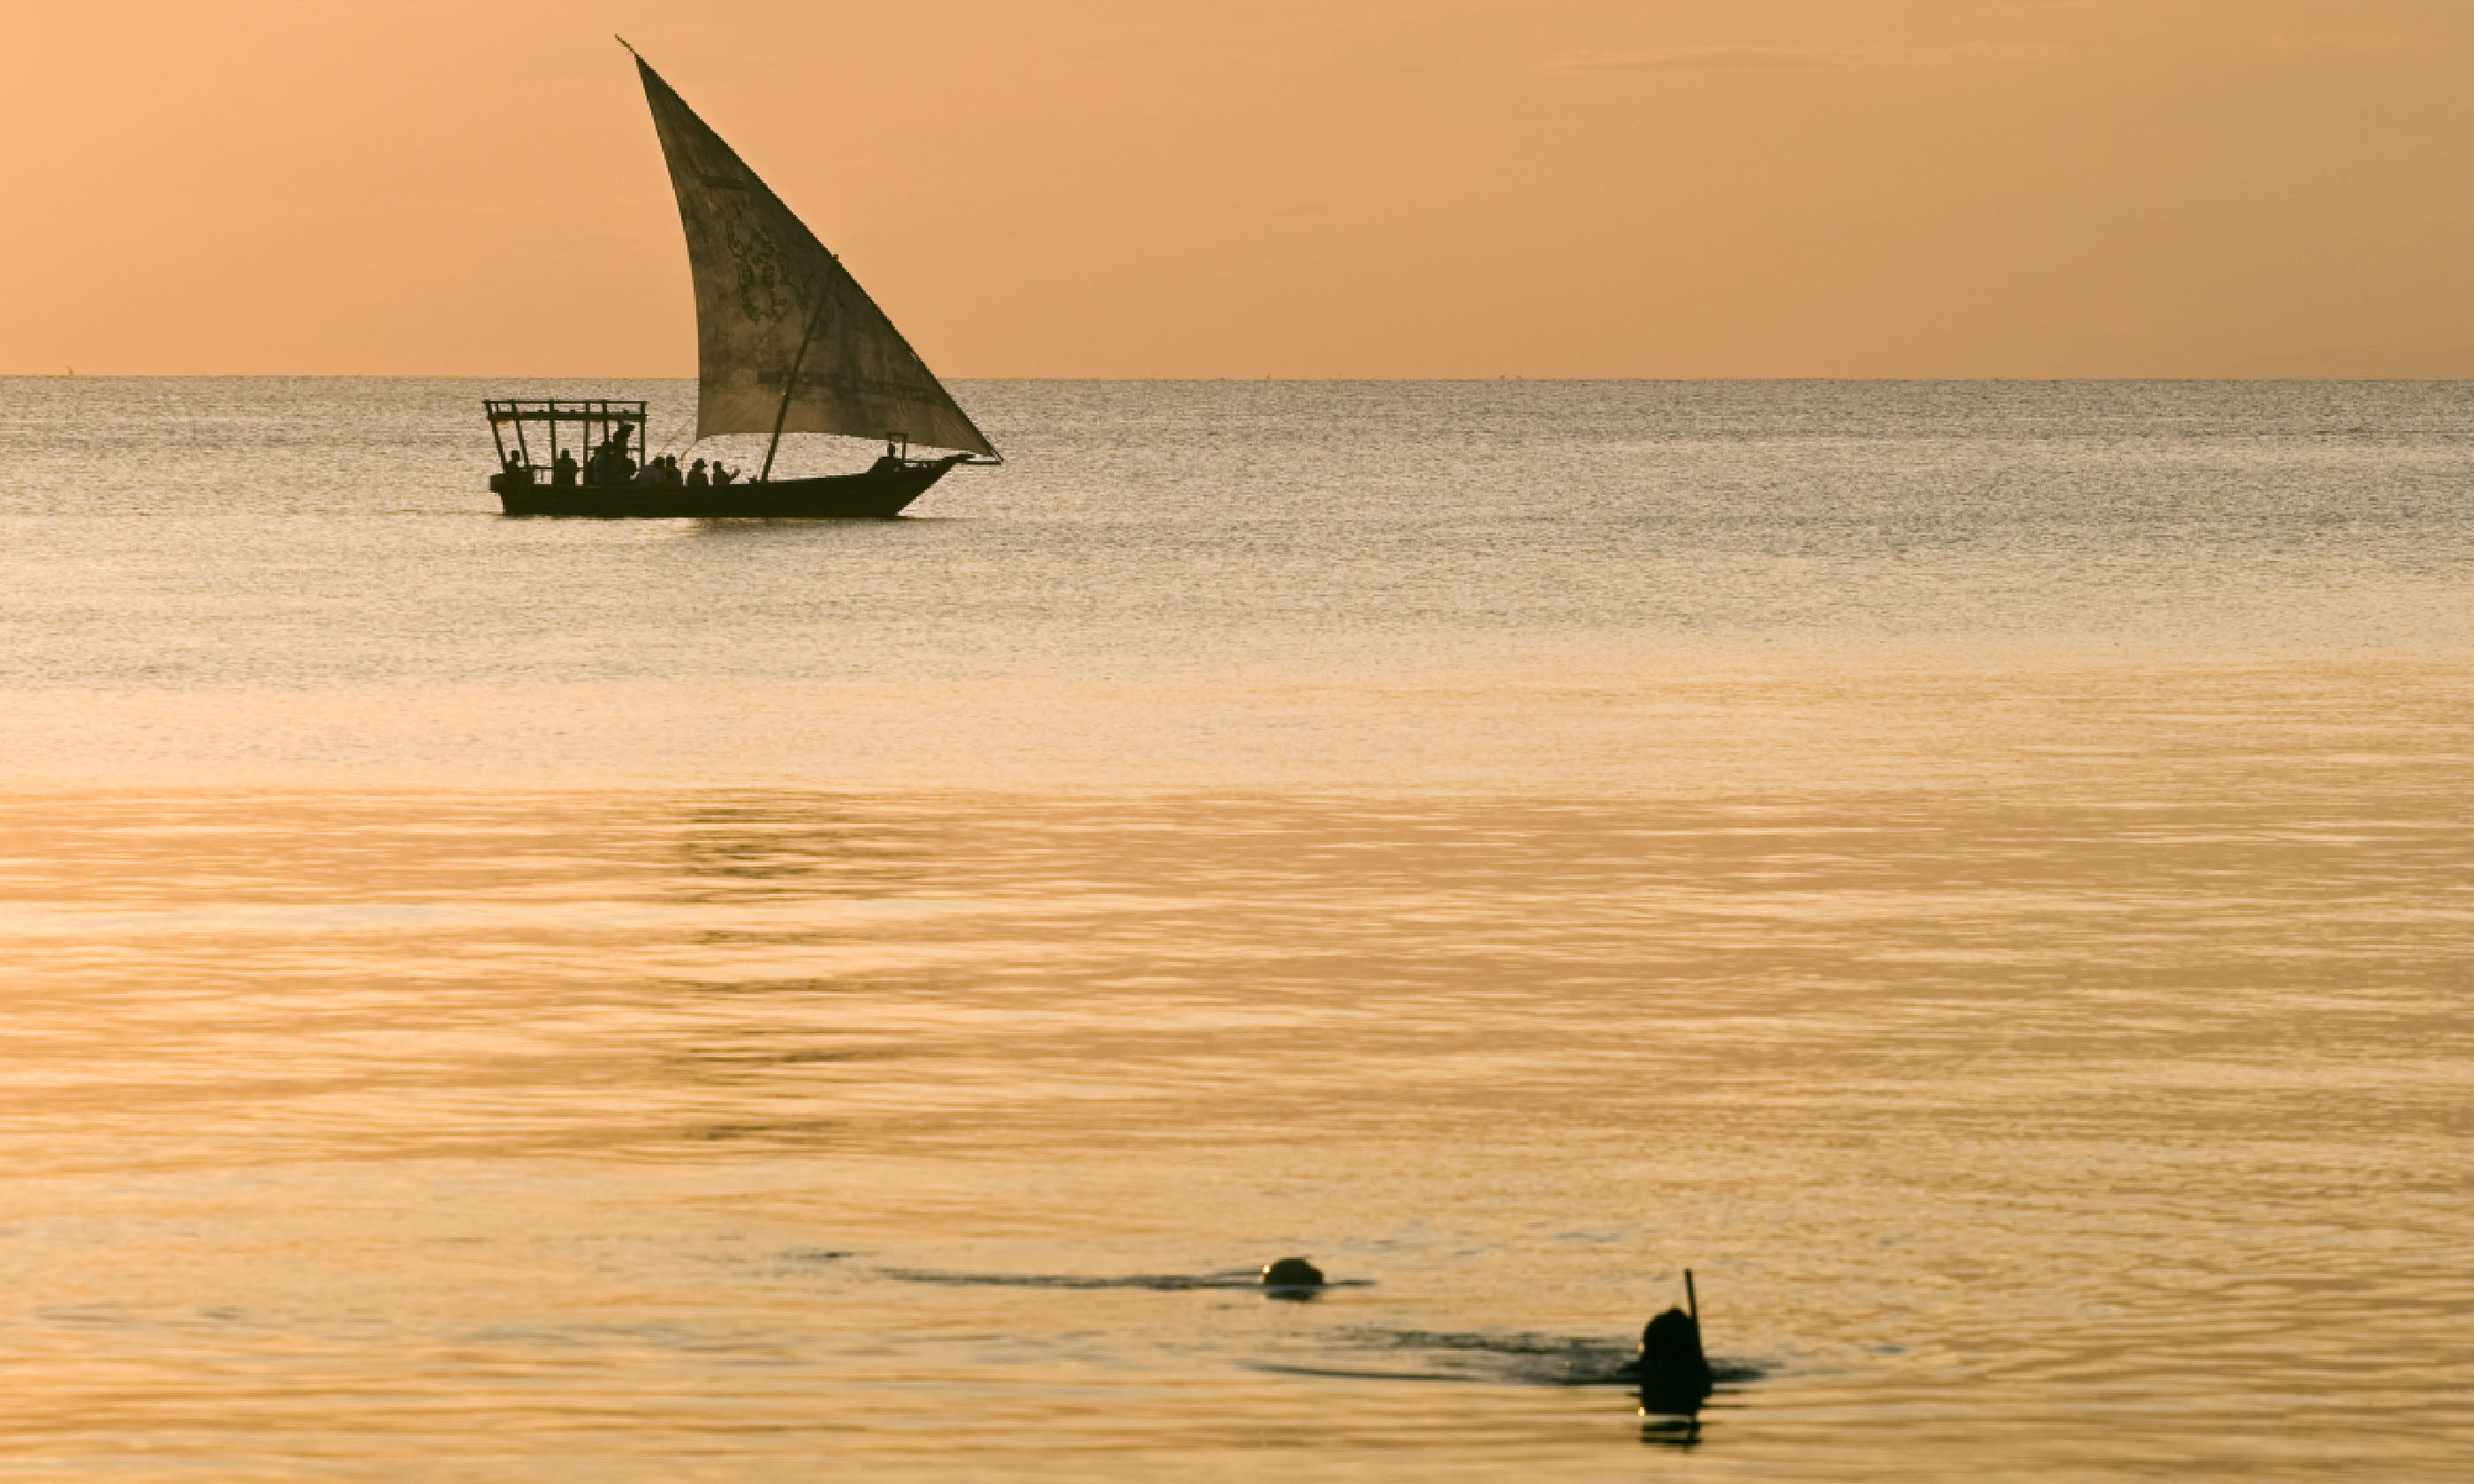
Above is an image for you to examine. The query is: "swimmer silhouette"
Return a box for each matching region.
[1260,1256,1325,1299]
[1622,1269,1714,1416]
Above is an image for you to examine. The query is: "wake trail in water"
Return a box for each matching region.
[876,1266,1375,1293]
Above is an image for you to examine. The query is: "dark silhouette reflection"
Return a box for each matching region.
[671,798,933,905]
[685,1117,841,1145]
[642,797,969,1148]
[1638,1412,1704,1450]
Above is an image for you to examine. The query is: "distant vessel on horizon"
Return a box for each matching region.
[486,42,999,518]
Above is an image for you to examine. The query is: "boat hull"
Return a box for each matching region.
[493,456,963,518]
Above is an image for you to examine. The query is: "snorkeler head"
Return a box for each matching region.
[1261,1256,1325,1290]
[1633,1304,1715,1412]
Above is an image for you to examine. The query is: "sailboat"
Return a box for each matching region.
[486,43,998,517]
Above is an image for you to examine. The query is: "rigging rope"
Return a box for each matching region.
[650,410,698,458]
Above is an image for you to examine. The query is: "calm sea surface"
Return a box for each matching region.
[0,379,2467,1480]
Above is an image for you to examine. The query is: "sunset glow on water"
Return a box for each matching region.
[1,380,2468,1478]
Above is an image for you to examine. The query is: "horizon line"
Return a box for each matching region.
[11,373,2474,384]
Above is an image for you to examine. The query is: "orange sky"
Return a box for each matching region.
[7,0,2474,377]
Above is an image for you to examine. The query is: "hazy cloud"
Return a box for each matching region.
[1544,42,2067,72]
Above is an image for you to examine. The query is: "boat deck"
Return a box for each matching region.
[492,455,965,518]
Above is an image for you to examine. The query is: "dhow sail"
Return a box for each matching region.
[634,56,998,459]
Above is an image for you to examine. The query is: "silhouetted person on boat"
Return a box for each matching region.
[553,449,578,487]
[607,430,639,486]
[687,458,710,488]
[712,461,739,485]
[589,435,633,488]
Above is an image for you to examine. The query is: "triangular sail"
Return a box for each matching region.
[635,57,997,458]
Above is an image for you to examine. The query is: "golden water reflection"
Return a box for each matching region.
[0,780,2467,1479]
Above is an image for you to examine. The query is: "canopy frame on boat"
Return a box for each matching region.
[485,399,649,480]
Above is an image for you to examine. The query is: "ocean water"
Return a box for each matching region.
[0,378,2467,1480]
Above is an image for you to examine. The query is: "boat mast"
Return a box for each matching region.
[758,301,825,484]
